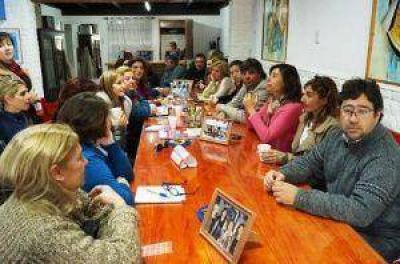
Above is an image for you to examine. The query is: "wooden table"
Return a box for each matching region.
[133,118,384,263]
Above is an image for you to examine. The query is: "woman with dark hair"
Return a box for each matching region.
[260,75,338,164]
[246,63,303,152]
[57,92,134,205]
[0,32,32,90]
[128,57,159,99]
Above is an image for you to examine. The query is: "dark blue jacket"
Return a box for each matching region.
[0,108,29,144]
[82,142,134,205]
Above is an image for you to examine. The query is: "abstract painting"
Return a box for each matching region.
[262,0,289,62]
[367,0,400,85]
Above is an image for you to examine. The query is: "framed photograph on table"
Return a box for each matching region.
[200,189,256,264]
[1,28,22,64]
[366,0,400,85]
[262,0,289,62]
[200,117,232,145]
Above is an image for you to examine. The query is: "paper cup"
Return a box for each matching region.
[257,144,271,153]
[257,144,271,161]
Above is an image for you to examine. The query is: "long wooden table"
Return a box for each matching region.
[133,118,384,263]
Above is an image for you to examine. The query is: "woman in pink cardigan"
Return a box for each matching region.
[245,63,303,152]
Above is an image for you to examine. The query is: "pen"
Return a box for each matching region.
[147,189,168,198]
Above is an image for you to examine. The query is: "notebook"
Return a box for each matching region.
[135,185,186,204]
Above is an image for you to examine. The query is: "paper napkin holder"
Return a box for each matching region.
[170,145,197,169]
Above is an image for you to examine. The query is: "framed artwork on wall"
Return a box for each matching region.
[367,0,400,85]
[262,0,289,62]
[1,28,22,64]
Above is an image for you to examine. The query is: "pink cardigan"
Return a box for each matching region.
[248,102,303,152]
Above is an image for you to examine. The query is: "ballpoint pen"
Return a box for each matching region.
[146,189,169,198]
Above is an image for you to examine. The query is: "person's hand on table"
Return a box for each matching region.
[261,149,287,164]
[263,170,285,191]
[271,181,299,206]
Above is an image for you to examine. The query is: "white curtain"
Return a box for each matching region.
[106,17,153,60]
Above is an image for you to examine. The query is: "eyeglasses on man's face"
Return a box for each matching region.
[341,105,375,118]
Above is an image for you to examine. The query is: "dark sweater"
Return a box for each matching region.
[0,108,29,144]
[280,124,400,261]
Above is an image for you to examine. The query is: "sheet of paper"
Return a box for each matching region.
[142,241,173,257]
[135,185,186,204]
[145,125,167,132]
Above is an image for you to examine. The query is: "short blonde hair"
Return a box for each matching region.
[115,66,131,76]
[211,60,229,78]
[0,123,80,214]
[0,74,25,102]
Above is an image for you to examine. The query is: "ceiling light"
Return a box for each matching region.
[144,1,151,12]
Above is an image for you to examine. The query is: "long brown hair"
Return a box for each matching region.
[304,76,338,127]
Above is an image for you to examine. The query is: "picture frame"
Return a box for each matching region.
[200,117,232,145]
[0,0,6,20]
[200,189,256,264]
[366,0,400,86]
[171,79,194,97]
[262,0,289,62]
[1,28,22,64]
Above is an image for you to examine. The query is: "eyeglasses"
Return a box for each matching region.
[161,181,199,196]
[341,105,374,118]
[154,141,169,152]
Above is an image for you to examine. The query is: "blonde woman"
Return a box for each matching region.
[198,60,233,102]
[98,70,131,120]
[0,75,32,145]
[0,124,141,262]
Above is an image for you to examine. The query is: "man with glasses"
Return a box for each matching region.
[263,79,400,262]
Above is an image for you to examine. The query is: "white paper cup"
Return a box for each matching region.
[168,116,177,138]
[110,107,123,126]
[257,144,271,161]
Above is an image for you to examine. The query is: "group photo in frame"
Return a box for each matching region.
[262,0,289,62]
[200,117,232,145]
[1,28,23,64]
[200,189,256,264]
[367,0,400,85]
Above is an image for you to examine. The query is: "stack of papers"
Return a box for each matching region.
[135,185,186,204]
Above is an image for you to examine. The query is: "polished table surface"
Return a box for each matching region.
[132,118,384,263]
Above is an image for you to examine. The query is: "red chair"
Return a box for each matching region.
[391,130,400,145]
